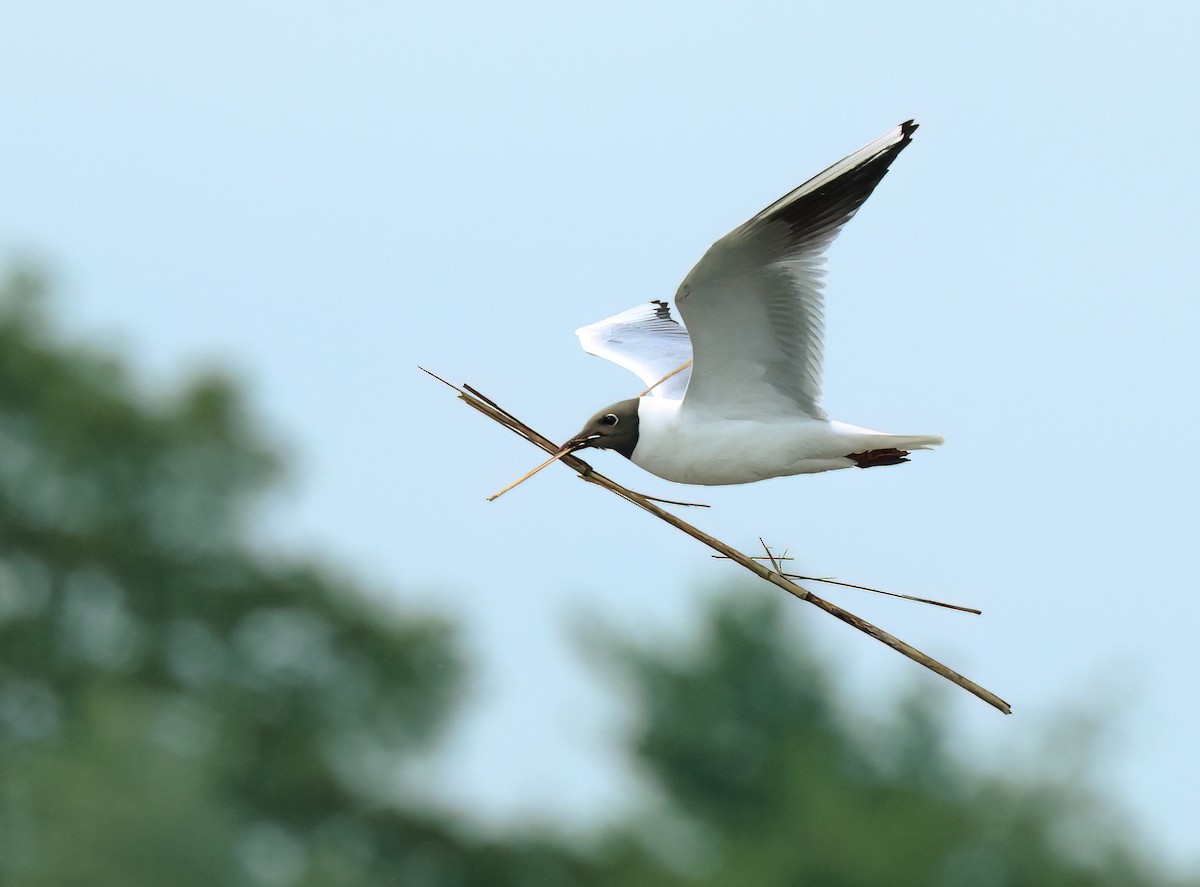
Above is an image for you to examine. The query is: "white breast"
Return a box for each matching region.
[630,397,863,486]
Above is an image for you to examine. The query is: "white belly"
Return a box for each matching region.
[630,398,874,486]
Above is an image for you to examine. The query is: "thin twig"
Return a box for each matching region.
[488,448,573,501]
[423,369,1011,715]
[710,552,974,614]
[418,365,461,391]
[780,574,982,615]
[712,554,795,562]
[640,494,710,509]
[760,538,785,575]
[638,359,694,397]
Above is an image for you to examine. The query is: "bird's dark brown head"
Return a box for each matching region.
[565,398,640,459]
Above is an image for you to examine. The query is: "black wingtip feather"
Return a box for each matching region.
[746,121,920,250]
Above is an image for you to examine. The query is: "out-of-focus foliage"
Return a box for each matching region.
[600,596,1193,887]
[0,268,603,886]
[0,266,1192,886]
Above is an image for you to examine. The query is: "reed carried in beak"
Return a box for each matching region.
[486,436,595,501]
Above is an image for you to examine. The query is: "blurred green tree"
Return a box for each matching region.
[0,268,604,886]
[597,594,1190,886]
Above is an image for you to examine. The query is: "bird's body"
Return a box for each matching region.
[560,120,942,488]
[630,396,940,485]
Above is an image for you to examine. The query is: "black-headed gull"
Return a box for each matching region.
[562,120,942,486]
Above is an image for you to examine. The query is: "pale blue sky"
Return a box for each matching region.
[4,0,1200,868]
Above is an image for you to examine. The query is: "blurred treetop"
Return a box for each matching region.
[0,268,596,885]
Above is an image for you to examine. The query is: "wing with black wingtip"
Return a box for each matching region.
[676,121,918,420]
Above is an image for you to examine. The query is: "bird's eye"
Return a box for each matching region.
[602,413,619,426]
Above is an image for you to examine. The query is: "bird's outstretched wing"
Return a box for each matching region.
[675,120,918,420]
[575,300,693,399]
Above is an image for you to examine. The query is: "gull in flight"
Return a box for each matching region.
[537,121,942,489]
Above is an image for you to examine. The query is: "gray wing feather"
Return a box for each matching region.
[676,121,917,419]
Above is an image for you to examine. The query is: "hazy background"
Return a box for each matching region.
[3,0,1199,877]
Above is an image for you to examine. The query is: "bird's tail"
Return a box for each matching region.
[877,433,944,451]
